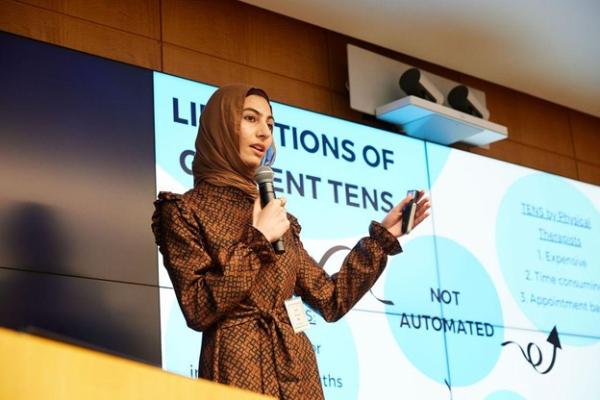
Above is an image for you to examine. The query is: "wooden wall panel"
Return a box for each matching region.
[570,110,600,165]
[1,0,62,43]
[163,44,332,114]
[59,17,161,69]
[326,32,350,94]
[512,93,574,156]
[17,0,161,38]
[246,70,332,115]
[330,91,362,123]
[163,0,330,88]
[162,0,249,64]
[577,162,600,186]
[246,6,329,87]
[459,77,577,162]
[0,0,161,69]
[163,43,251,87]
[467,139,578,179]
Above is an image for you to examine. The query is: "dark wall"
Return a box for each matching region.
[0,31,160,365]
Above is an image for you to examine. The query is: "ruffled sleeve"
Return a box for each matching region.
[368,220,403,255]
[152,191,275,331]
[291,216,402,322]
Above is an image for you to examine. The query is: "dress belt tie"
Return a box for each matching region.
[220,307,301,385]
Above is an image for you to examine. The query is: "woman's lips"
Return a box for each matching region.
[250,144,265,156]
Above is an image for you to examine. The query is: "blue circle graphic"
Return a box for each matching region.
[304,307,359,400]
[384,236,504,386]
[496,173,600,345]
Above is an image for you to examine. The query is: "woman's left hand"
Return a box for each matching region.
[381,190,431,238]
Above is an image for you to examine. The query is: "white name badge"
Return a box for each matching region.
[284,297,310,333]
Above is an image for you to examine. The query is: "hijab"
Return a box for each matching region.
[192,84,272,199]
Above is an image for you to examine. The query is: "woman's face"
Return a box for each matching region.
[239,94,274,169]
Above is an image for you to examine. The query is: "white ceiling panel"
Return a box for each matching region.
[241,0,600,117]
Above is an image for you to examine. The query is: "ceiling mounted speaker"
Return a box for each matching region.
[448,85,490,120]
[399,68,443,104]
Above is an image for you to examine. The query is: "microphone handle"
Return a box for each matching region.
[258,182,285,253]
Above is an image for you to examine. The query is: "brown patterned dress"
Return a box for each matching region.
[152,182,402,399]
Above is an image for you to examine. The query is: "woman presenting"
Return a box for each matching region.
[152,85,430,399]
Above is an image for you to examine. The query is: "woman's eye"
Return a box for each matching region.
[244,115,256,122]
[268,124,274,132]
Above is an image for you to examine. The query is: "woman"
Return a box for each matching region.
[152,84,430,399]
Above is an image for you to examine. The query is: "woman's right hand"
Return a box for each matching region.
[252,196,290,242]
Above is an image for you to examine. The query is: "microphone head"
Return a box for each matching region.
[254,165,274,184]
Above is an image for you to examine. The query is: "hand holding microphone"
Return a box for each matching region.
[253,166,288,253]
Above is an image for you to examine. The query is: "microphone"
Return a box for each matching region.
[254,166,285,253]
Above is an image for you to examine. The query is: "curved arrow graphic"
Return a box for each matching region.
[502,326,561,374]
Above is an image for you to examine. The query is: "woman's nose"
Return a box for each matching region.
[256,123,270,138]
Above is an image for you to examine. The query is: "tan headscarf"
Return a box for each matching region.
[192,84,266,198]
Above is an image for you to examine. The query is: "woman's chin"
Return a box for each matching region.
[241,160,261,173]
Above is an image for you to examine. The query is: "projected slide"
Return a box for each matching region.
[153,71,600,399]
[426,142,600,399]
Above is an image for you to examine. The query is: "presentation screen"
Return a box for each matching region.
[425,142,600,399]
[153,71,600,399]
